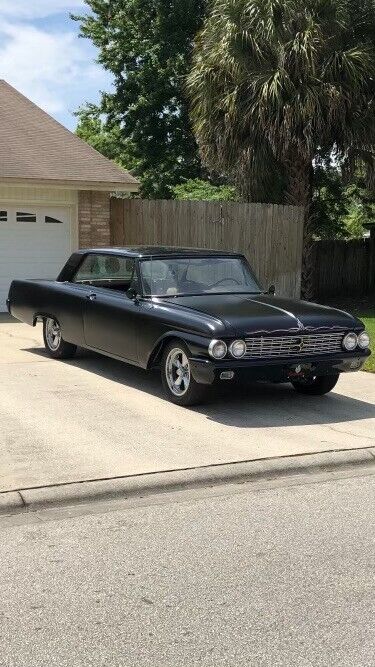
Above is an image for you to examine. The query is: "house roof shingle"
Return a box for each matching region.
[0,80,139,191]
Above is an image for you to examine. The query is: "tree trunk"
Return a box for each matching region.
[284,154,314,301]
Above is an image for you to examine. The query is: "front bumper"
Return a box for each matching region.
[190,350,371,385]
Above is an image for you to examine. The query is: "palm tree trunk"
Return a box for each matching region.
[284,155,314,300]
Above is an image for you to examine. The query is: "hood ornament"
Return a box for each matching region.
[296,318,304,330]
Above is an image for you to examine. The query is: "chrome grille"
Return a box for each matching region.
[244,333,344,358]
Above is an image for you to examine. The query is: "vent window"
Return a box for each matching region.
[17,212,37,223]
[45,216,63,224]
[0,210,7,222]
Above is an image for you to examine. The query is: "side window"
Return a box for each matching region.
[73,255,102,281]
[0,210,7,222]
[73,254,136,287]
[102,256,135,282]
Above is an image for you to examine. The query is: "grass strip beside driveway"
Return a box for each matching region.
[359,310,375,372]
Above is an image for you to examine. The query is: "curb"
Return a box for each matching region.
[1,447,375,515]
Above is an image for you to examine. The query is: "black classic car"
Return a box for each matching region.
[8,246,371,405]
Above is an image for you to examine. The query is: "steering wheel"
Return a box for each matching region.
[210,278,241,287]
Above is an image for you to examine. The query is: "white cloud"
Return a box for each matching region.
[0,12,110,128]
[0,22,107,115]
[0,0,85,20]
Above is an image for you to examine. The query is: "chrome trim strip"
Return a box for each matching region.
[243,325,351,336]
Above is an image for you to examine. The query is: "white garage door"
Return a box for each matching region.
[0,205,72,311]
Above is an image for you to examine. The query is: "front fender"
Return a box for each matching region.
[147,330,210,368]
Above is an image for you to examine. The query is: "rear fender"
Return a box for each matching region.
[33,312,55,326]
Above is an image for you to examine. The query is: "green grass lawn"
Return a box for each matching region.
[323,298,375,372]
[358,311,375,372]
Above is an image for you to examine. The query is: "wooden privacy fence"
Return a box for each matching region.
[111,199,304,297]
[312,239,375,299]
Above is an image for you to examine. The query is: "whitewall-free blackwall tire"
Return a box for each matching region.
[161,340,208,406]
[43,317,77,359]
[291,373,340,395]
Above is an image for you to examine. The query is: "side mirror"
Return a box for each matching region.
[268,284,276,295]
[126,287,138,301]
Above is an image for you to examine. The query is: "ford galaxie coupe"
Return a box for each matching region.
[8,247,371,406]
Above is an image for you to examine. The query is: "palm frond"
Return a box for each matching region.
[187,0,375,202]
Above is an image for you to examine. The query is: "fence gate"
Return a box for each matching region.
[312,239,375,299]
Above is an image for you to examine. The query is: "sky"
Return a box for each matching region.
[0,0,111,130]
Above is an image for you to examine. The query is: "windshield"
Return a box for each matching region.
[139,256,261,297]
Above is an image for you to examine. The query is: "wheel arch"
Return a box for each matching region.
[146,331,209,369]
[147,335,186,369]
[33,312,58,326]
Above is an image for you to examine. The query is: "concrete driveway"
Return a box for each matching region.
[1,315,375,493]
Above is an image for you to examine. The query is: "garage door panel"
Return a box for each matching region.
[0,250,70,261]
[0,231,70,247]
[0,262,68,278]
[0,205,72,311]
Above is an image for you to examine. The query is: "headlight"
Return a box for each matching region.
[229,339,246,358]
[208,339,227,359]
[342,332,357,351]
[358,331,370,349]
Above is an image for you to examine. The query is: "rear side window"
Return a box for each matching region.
[73,254,135,284]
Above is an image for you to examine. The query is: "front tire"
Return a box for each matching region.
[291,373,340,396]
[161,341,208,406]
[43,317,77,359]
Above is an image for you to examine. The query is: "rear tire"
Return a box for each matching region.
[161,340,208,406]
[291,373,340,396]
[43,317,77,359]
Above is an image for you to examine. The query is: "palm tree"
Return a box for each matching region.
[188,0,375,297]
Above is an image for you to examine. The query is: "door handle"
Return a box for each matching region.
[86,293,96,301]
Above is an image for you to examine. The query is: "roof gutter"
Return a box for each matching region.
[0,177,140,192]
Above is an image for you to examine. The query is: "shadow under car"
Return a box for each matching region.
[23,345,375,429]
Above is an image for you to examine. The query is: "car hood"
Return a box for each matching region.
[168,294,362,335]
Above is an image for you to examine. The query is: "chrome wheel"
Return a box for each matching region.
[165,347,191,397]
[45,317,61,351]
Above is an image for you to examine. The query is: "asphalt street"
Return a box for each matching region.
[1,467,375,667]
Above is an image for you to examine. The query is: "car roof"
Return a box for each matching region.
[78,246,241,258]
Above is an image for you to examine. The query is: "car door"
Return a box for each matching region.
[73,253,145,363]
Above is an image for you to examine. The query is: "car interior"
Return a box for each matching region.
[72,253,255,297]
[73,254,139,294]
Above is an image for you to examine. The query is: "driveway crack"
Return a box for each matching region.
[17,490,27,508]
[326,424,375,442]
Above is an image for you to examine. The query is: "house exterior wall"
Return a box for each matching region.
[78,190,111,248]
[0,184,77,205]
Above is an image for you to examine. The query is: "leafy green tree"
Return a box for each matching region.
[172,179,238,200]
[312,155,349,239]
[188,0,375,297]
[343,177,375,238]
[75,104,136,169]
[74,0,206,198]
[312,154,375,239]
